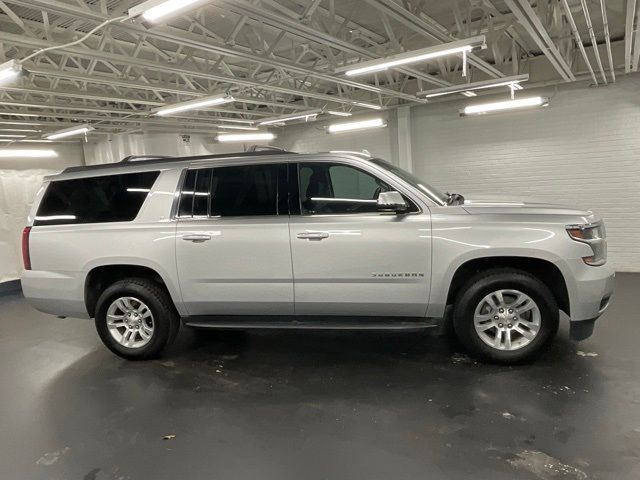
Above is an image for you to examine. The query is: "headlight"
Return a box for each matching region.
[566,223,607,266]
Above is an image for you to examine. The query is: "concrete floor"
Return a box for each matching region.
[0,274,639,480]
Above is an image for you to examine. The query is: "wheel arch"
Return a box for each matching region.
[84,263,183,318]
[445,256,570,317]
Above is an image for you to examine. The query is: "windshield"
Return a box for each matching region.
[369,158,448,205]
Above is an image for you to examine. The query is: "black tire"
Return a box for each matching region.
[452,268,559,364]
[95,278,180,360]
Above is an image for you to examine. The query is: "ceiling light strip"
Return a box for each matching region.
[417,74,530,98]
[461,96,548,116]
[328,118,386,134]
[258,110,322,126]
[152,94,235,116]
[128,0,210,23]
[336,36,486,77]
[0,149,58,158]
[44,124,94,140]
[216,132,276,143]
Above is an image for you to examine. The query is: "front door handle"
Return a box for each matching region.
[297,232,329,241]
[183,234,212,243]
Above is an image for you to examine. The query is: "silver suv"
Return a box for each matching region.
[21,150,614,363]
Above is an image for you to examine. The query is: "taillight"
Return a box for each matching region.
[22,226,31,270]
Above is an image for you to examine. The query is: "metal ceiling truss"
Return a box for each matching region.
[0,0,633,139]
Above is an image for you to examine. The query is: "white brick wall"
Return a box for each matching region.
[411,75,640,272]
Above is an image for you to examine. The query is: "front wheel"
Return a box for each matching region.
[452,268,559,364]
[95,278,180,360]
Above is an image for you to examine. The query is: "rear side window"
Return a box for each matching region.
[34,171,160,226]
[177,164,283,218]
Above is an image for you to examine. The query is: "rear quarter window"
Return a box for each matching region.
[34,171,160,226]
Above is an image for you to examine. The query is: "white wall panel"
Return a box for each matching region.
[411,76,640,272]
[0,143,84,282]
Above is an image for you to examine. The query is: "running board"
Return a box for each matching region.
[183,315,439,331]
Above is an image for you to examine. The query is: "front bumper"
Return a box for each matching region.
[564,261,615,340]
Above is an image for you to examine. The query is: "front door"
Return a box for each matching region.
[290,160,431,317]
[176,163,293,316]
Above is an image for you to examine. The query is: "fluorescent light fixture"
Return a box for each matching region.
[127,188,151,193]
[216,132,276,143]
[152,94,235,116]
[0,59,22,84]
[0,112,41,117]
[327,111,353,117]
[418,74,530,98]
[0,121,42,126]
[0,149,58,158]
[0,128,40,132]
[353,101,382,110]
[328,118,386,134]
[0,134,26,138]
[211,118,255,125]
[216,125,259,131]
[462,96,548,116]
[338,36,485,77]
[44,124,94,140]
[258,110,321,126]
[128,0,209,23]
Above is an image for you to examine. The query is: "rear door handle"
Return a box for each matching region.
[297,232,329,240]
[183,234,212,243]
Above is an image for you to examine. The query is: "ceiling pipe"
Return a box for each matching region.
[578,0,607,84]
[559,0,598,85]
[624,0,637,72]
[599,0,616,82]
[633,3,640,71]
[504,0,575,81]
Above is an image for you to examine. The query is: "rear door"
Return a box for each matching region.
[175,162,293,316]
[289,159,431,317]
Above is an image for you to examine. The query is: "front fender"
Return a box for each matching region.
[425,217,586,318]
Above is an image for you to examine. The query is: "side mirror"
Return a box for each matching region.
[377,191,408,213]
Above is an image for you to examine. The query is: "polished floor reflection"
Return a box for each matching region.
[1,274,638,480]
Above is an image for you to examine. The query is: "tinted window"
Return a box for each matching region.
[193,169,212,216]
[35,171,160,226]
[177,164,281,218]
[299,163,391,215]
[178,169,197,218]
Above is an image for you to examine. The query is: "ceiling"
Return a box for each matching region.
[0,0,637,140]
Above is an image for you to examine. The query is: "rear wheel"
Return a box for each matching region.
[95,278,179,360]
[452,268,559,364]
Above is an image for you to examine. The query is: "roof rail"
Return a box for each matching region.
[120,155,173,163]
[60,149,296,175]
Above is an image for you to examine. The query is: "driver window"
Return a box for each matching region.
[299,162,391,215]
